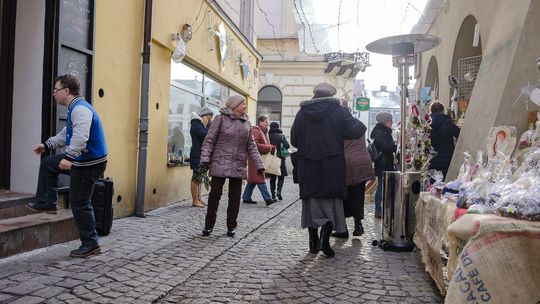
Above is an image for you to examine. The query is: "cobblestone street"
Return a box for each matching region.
[0,178,443,303]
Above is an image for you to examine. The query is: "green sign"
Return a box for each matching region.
[355,97,370,111]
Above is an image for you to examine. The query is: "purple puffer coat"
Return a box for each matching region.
[200,107,264,179]
[344,134,375,185]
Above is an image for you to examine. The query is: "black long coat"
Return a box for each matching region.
[291,97,366,199]
[429,112,460,178]
[268,128,290,176]
[189,116,209,170]
[370,123,397,177]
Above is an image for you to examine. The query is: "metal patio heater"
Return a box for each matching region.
[366,34,441,251]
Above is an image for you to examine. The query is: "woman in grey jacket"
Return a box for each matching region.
[200,95,265,237]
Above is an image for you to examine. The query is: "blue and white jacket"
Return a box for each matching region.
[45,97,108,167]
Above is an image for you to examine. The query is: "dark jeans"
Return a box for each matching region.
[269,175,284,195]
[205,177,242,230]
[375,176,383,215]
[36,154,106,248]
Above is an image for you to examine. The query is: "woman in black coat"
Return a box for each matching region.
[428,101,460,179]
[291,83,366,257]
[189,107,213,208]
[268,122,290,201]
[370,112,397,218]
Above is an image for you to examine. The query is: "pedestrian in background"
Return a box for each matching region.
[428,101,460,179]
[291,83,366,257]
[200,95,264,237]
[268,121,290,201]
[189,107,214,208]
[27,75,107,258]
[370,112,397,219]
[242,115,278,206]
[332,99,375,238]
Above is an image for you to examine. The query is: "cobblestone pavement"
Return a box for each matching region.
[0,178,443,303]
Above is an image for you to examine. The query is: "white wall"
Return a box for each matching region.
[10,0,45,193]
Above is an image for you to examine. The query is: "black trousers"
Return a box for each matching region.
[204,177,243,230]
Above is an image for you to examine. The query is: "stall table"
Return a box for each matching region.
[414,192,540,303]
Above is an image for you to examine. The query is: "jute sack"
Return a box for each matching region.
[414,192,456,295]
[445,215,540,304]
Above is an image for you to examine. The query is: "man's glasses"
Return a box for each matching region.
[53,87,65,93]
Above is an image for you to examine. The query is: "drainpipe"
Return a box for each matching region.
[135,0,153,217]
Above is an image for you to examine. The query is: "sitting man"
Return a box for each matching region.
[26,74,108,258]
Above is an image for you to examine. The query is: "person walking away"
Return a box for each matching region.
[291,83,366,257]
[370,112,397,219]
[200,95,264,237]
[332,100,375,238]
[189,107,214,207]
[242,115,278,206]
[428,101,460,179]
[26,75,108,258]
[268,121,290,201]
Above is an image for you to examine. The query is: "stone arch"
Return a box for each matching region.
[257,85,283,123]
[450,15,483,102]
[425,56,439,99]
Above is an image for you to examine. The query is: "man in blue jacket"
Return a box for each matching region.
[26,75,108,258]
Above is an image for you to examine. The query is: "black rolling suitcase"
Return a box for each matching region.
[91,177,114,236]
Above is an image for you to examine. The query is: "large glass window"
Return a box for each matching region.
[168,61,237,166]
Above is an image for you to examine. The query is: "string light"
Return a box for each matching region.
[297,0,321,54]
[337,0,342,51]
[255,0,284,57]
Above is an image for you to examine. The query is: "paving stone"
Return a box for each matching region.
[9,296,45,304]
[0,178,443,303]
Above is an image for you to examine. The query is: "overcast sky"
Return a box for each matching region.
[301,0,429,90]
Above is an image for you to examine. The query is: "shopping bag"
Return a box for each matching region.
[261,150,281,176]
[280,142,291,158]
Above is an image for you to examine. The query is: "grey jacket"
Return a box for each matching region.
[200,107,264,179]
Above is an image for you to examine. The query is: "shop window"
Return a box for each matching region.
[168,61,230,166]
[257,85,282,123]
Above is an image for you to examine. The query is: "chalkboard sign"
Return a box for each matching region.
[58,46,90,97]
[59,0,92,49]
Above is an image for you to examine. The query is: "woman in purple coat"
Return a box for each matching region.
[200,95,265,237]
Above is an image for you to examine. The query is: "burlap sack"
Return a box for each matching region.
[445,214,540,304]
[414,192,457,295]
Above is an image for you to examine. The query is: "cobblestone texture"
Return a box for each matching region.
[0,178,443,303]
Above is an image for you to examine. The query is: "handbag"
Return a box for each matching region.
[261,150,281,176]
[279,135,292,158]
[256,127,281,176]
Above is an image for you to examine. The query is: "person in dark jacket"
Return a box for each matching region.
[291,83,366,257]
[189,107,214,208]
[370,112,397,219]
[268,122,290,201]
[428,101,460,179]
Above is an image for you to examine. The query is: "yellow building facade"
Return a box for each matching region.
[94,0,261,217]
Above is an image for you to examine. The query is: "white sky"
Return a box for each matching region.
[301,0,429,91]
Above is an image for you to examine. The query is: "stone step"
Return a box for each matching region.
[0,210,78,259]
[0,193,39,220]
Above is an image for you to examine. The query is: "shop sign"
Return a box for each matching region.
[355,97,370,111]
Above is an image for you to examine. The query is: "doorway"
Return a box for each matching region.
[0,0,16,190]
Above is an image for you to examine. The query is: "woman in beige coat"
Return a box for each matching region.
[200,95,264,237]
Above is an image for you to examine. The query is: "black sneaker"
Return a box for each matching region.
[276,193,283,201]
[242,199,257,204]
[69,246,101,258]
[265,199,277,206]
[202,228,213,236]
[226,229,235,237]
[25,201,58,214]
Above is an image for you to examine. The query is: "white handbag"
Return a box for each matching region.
[261,150,281,176]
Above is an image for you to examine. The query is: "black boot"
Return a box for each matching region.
[331,229,349,239]
[276,191,283,201]
[308,228,319,254]
[319,222,335,257]
[353,217,364,236]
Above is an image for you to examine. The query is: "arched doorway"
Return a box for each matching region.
[450,15,483,118]
[425,56,439,99]
[257,85,282,123]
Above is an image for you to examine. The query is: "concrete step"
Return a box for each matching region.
[0,209,78,259]
[0,193,39,220]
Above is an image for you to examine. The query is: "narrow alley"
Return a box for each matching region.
[0,178,442,304]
